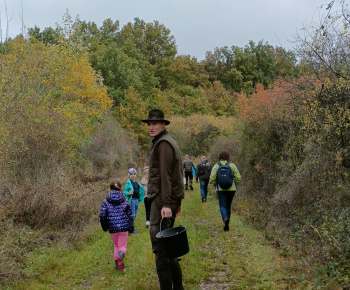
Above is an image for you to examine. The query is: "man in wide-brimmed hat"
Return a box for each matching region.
[142,109,184,289]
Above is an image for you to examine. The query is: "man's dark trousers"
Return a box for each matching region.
[149,194,184,290]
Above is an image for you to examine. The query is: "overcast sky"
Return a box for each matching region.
[3,0,330,61]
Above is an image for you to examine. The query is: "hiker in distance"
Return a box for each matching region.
[196,156,212,203]
[210,150,241,231]
[182,154,195,190]
[141,109,185,290]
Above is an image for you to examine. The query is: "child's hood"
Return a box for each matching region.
[106,190,126,205]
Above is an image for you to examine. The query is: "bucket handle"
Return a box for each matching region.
[159,216,175,232]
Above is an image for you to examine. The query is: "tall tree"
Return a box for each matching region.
[117,18,177,90]
[203,40,298,94]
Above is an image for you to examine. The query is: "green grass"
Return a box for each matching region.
[6,182,313,289]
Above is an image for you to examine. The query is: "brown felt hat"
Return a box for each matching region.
[141,109,170,125]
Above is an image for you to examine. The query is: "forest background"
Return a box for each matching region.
[1,0,350,288]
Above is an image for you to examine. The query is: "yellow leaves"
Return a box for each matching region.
[167,114,235,155]
[170,114,234,135]
[0,37,113,171]
[204,81,236,115]
[283,75,349,145]
[118,87,150,145]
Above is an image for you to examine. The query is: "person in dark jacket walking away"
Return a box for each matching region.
[182,154,195,190]
[99,179,134,271]
[196,156,212,203]
[141,109,185,290]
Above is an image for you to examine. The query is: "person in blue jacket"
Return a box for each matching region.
[99,178,134,271]
[124,168,145,233]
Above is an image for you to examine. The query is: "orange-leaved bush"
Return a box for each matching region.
[237,80,292,125]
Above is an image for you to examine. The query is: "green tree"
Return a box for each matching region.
[116,18,177,90]
[28,26,61,45]
[90,43,144,106]
[203,40,298,93]
[169,55,211,88]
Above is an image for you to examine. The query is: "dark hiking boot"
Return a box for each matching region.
[223,218,229,231]
[189,185,193,190]
[202,198,207,203]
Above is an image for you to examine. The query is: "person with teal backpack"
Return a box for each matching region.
[210,150,241,231]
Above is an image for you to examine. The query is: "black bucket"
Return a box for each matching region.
[156,218,189,258]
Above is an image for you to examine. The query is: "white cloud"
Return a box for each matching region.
[3,0,329,60]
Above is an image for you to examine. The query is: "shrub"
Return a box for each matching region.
[0,37,112,185]
[168,114,235,156]
[79,116,139,178]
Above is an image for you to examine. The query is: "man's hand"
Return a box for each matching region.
[176,206,182,217]
[161,207,172,218]
[129,190,134,196]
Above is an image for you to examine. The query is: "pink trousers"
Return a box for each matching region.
[110,232,128,260]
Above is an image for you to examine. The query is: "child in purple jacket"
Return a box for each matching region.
[99,178,134,271]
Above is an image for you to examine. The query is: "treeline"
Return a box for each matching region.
[0,11,299,181]
[1,2,349,287]
[26,11,298,145]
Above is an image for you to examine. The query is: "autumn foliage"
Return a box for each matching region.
[0,37,112,183]
[235,73,350,285]
[1,5,350,287]
[238,80,292,125]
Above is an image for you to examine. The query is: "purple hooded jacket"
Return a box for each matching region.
[99,190,134,234]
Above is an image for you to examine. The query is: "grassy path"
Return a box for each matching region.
[8,183,310,289]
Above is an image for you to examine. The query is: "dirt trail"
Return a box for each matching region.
[183,187,306,289]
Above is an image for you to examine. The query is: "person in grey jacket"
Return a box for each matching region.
[182,154,195,190]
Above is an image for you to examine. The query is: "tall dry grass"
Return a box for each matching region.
[0,115,140,286]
